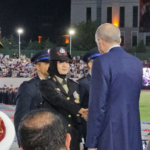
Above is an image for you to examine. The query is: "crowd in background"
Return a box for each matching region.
[0,53,89,78]
[0,52,150,80]
[0,53,39,78]
[142,60,150,68]
[0,85,18,104]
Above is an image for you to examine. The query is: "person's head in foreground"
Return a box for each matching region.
[95,23,121,54]
[18,109,71,150]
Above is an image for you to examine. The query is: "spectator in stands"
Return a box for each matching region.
[18,109,71,150]
[0,52,89,79]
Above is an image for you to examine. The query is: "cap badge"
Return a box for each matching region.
[60,48,66,54]
[57,48,68,56]
[47,49,50,53]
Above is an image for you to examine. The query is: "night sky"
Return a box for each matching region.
[0,0,71,41]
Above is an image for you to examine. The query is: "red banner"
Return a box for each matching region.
[139,0,150,32]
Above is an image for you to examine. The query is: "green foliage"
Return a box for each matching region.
[71,21,97,51]
[136,40,147,53]
[1,35,18,49]
[125,47,136,53]
[26,40,44,50]
[44,38,57,49]
[140,92,150,122]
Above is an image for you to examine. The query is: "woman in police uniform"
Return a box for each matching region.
[39,47,87,150]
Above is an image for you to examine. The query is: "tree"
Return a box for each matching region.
[71,21,97,51]
[1,35,18,49]
[26,40,44,50]
[136,40,147,53]
[44,38,57,48]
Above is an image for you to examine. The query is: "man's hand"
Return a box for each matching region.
[82,114,88,121]
[78,108,88,121]
[88,148,97,150]
[78,108,88,116]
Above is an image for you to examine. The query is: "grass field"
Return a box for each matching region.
[140,91,150,122]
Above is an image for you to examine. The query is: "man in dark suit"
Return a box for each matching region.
[14,49,50,143]
[78,47,101,150]
[86,23,143,150]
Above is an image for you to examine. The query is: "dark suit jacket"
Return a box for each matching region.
[86,47,143,150]
[14,76,43,135]
[39,77,82,150]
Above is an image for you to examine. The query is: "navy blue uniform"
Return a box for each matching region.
[14,76,43,135]
[78,74,91,108]
[78,74,91,150]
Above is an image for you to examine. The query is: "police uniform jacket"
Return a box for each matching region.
[14,76,43,135]
[78,73,91,108]
[78,73,91,150]
[39,77,82,150]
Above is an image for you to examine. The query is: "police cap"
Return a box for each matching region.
[31,49,50,64]
[83,47,101,63]
[50,47,72,61]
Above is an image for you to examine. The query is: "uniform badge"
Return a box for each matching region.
[57,48,67,56]
[47,49,50,53]
[55,88,60,92]
[59,48,66,53]
[73,91,80,104]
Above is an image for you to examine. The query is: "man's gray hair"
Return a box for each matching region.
[95,23,121,44]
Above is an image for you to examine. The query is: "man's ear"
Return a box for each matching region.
[20,147,24,150]
[35,63,39,71]
[66,133,71,150]
[119,38,122,45]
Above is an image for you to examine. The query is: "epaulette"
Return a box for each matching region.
[68,78,79,84]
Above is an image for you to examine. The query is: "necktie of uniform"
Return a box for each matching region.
[61,79,68,93]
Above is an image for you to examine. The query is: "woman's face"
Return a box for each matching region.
[57,61,70,75]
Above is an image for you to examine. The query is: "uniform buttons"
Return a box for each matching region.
[67,97,70,100]
[76,114,80,117]
[68,124,71,127]
[68,115,71,118]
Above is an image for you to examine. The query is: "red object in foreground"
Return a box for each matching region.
[0,117,6,142]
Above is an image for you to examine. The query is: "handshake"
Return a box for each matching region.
[78,108,88,121]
